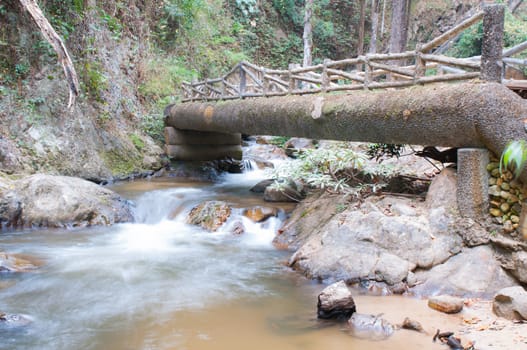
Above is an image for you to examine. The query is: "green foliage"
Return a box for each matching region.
[500,140,527,179]
[129,134,145,151]
[98,9,123,40]
[15,63,30,78]
[267,136,290,148]
[452,10,527,58]
[367,143,405,161]
[269,145,368,194]
[82,61,107,102]
[140,113,165,144]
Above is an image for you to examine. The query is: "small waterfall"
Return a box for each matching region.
[132,188,206,224]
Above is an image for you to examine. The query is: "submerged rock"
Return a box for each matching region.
[427,295,464,314]
[0,252,41,273]
[187,201,232,232]
[317,280,356,320]
[1,174,133,229]
[243,206,278,223]
[348,313,394,340]
[0,312,32,328]
[493,286,527,320]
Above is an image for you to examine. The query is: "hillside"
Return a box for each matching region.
[0,0,525,181]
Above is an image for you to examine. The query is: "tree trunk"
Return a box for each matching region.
[303,0,313,67]
[508,0,523,13]
[18,0,80,109]
[369,0,380,54]
[357,0,366,56]
[381,0,386,35]
[389,0,410,54]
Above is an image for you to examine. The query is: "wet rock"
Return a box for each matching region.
[284,138,317,157]
[0,252,40,273]
[428,295,464,314]
[250,179,275,193]
[187,201,231,232]
[510,251,527,284]
[0,190,22,229]
[348,313,394,340]
[493,286,527,320]
[263,179,304,202]
[243,206,278,222]
[400,317,425,333]
[0,312,32,328]
[411,246,517,298]
[317,280,356,320]
[3,174,133,228]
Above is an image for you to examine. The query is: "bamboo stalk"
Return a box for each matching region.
[326,68,365,83]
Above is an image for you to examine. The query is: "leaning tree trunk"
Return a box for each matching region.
[389,0,410,54]
[302,0,313,67]
[369,0,380,54]
[18,0,80,109]
[508,0,523,13]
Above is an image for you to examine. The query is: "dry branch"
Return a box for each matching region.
[19,0,80,109]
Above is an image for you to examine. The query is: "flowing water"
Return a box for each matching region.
[0,170,458,350]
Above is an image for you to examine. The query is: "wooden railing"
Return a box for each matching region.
[181,9,527,103]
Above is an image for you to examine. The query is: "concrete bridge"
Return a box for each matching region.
[164,5,527,224]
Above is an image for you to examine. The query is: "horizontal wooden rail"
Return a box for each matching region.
[180,6,527,103]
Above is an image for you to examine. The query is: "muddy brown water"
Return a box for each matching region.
[0,173,459,350]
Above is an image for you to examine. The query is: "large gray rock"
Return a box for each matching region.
[317,281,356,320]
[289,193,462,287]
[263,179,304,202]
[493,286,527,320]
[411,246,517,297]
[1,174,133,228]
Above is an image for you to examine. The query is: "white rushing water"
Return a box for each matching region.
[0,170,296,350]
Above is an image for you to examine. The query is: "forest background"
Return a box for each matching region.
[1,0,526,181]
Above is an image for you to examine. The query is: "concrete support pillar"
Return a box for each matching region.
[481,4,505,82]
[457,148,489,219]
[164,127,242,161]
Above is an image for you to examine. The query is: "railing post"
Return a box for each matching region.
[363,56,370,90]
[239,64,246,99]
[262,68,269,96]
[322,59,330,93]
[480,4,505,82]
[414,46,426,81]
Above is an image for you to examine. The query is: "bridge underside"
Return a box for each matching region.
[165,81,527,161]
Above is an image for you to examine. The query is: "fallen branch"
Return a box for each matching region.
[19,0,80,109]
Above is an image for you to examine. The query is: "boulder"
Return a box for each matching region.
[289,194,462,288]
[348,313,394,340]
[493,286,527,320]
[187,201,231,232]
[243,206,278,222]
[263,179,304,202]
[411,246,517,298]
[317,280,356,320]
[510,251,527,284]
[6,174,134,228]
[284,137,317,157]
[250,179,275,193]
[427,295,464,314]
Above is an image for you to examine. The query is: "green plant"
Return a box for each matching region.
[269,145,367,194]
[500,140,527,179]
[129,134,145,151]
[82,61,107,102]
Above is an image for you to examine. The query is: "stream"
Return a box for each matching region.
[0,169,458,350]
